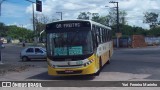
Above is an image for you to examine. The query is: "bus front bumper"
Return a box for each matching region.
[48,61,97,76]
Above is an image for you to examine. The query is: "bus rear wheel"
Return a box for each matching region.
[107,51,111,64]
[107,59,110,64]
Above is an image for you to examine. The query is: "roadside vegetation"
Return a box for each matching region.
[1,11,160,43]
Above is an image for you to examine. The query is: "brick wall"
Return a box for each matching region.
[131,35,147,48]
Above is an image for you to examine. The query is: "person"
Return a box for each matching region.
[0,41,2,48]
[22,41,25,47]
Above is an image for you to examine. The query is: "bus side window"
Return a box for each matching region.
[95,26,99,46]
[100,28,103,43]
[106,30,108,41]
[98,27,101,44]
[109,30,112,41]
[108,30,110,41]
[105,29,107,42]
[101,28,103,43]
[102,28,105,42]
[106,30,109,41]
[92,25,97,49]
[98,28,100,44]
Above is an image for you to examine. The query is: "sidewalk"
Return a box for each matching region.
[15,43,45,47]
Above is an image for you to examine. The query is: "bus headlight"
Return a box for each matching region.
[47,60,55,68]
[84,59,94,67]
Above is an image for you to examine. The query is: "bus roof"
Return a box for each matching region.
[47,19,111,30]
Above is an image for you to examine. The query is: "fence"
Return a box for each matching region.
[145,37,160,46]
[113,38,131,48]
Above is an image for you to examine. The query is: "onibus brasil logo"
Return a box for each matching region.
[2,82,42,87]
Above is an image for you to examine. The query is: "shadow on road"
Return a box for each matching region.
[27,71,95,81]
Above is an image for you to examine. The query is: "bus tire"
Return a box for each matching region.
[99,57,102,69]
[95,57,102,76]
[107,51,111,64]
[107,59,110,64]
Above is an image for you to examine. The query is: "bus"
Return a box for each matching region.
[45,20,113,76]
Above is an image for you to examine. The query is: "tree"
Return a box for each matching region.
[33,14,55,42]
[6,25,34,42]
[108,8,117,25]
[0,22,7,37]
[77,12,89,20]
[77,12,111,26]
[146,27,160,36]
[143,12,159,28]
[107,9,127,26]
[91,13,100,21]
[119,10,127,25]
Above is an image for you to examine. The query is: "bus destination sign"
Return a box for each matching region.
[56,23,81,28]
[46,21,91,30]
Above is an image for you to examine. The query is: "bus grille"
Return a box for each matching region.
[57,65,82,68]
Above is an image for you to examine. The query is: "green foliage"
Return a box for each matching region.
[0,23,34,42]
[6,25,34,41]
[92,16,110,26]
[146,27,160,36]
[76,12,157,37]
[110,24,148,37]
[144,12,159,28]
[77,10,127,27]
[0,22,8,37]
[107,10,127,26]
[77,12,89,20]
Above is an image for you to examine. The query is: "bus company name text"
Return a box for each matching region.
[2,82,42,87]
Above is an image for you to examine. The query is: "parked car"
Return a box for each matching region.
[20,47,46,61]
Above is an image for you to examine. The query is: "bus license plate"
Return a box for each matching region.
[65,70,74,73]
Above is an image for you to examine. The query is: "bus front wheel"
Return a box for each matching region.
[94,57,102,76]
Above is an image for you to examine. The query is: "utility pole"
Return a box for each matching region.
[109,1,121,48]
[56,12,62,20]
[26,0,36,45]
[0,0,5,64]
[26,0,42,45]
[0,41,2,64]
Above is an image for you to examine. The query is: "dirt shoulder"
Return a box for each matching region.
[0,64,35,76]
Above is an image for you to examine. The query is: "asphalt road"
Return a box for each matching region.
[1,44,160,82]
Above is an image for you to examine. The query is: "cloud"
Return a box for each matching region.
[26,0,109,22]
[24,0,160,29]
[109,0,160,29]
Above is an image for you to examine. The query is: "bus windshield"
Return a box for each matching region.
[47,31,93,56]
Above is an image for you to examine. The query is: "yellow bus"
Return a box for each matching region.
[45,20,113,76]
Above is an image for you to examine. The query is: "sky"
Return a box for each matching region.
[0,0,160,30]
